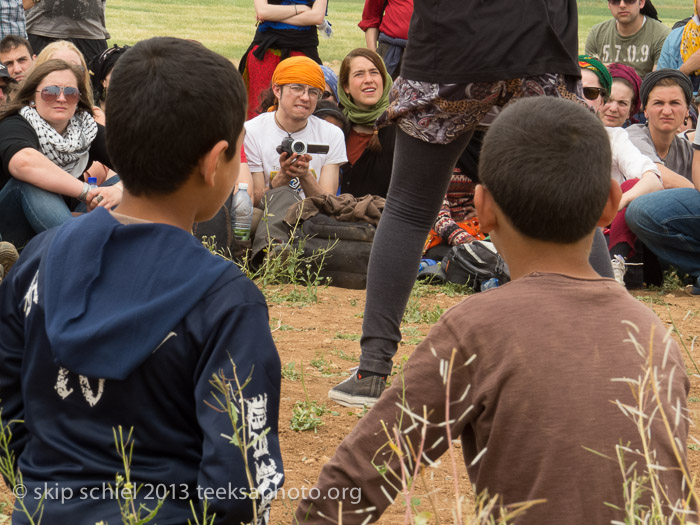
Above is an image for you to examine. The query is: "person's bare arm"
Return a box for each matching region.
[679,49,700,76]
[617,171,664,210]
[9,148,86,197]
[251,171,265,206]
[365,27,379,50]
[656,163,695,189]
[254,0,326,25]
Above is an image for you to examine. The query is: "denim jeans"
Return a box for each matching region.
[625,188,700,278]
[0,178,73,247]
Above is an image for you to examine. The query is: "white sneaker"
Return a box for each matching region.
[611,255,626,286]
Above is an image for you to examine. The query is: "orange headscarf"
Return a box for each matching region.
[271,56,325,91]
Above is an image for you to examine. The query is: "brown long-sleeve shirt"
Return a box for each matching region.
[295,273,691,524]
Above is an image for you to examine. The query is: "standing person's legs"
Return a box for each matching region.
[328,129,472,407]
[625,188,700,290]
[69,38,108,66]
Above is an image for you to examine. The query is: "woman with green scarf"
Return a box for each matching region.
[337,48,395,198]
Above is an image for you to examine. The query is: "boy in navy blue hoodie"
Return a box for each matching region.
[0,37,283,524]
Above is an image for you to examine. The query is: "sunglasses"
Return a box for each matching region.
[36,85,80,104]
[582,86,607,101]
[608,0,638,5]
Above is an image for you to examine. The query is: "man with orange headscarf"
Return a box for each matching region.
[244,56,346,205]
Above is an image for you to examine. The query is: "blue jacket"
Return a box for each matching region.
[657,24,700,93]
[0,208,283,524]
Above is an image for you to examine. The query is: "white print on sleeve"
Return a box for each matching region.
[54,367,105,407]
[246,393,283,524]
[23,271,39,317]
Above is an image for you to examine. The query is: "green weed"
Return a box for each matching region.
[281,363,301,382]
[333,332,361,341]
[331,348,359,362]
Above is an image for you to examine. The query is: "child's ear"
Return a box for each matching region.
[597,180,623,226]
[474,184,497,233]
[200,140,230,187]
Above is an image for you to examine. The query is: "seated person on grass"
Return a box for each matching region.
[295,97,691,524]
[0,37,283,524]
[244,56,346,205]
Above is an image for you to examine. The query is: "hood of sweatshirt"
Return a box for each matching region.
[41,207,234,380]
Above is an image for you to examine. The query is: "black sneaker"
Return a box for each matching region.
[328,371,386,408]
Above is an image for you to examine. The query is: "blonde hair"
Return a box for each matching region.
[35,41,92,104]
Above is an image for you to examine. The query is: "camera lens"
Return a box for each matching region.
[292,141,306,154]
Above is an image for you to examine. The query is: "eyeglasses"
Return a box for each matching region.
[608,0,638,5]
[322,90,334,100]
[36,85,80,104]
[285,83,323,100]
[582,86,607,101]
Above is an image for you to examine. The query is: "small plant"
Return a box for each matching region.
[289,366,334,433]
[333,332,361,341]
[112,426,165,524]
[403,299,445,324]
[281,362,301,382]
[331,348,358,362]
[290,401,329,433]
[234,208,337,304]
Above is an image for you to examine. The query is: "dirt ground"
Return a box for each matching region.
[1,283,699,523]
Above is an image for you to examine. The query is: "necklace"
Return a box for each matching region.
[274,111,306,136]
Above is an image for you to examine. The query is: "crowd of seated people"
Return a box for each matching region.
[1,2,699,298]
[0,4,699,525]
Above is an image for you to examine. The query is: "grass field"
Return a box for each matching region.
[105,1,693,66]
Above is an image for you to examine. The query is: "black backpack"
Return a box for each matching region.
[443,241,510,291]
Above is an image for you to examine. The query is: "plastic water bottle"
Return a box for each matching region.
[317,19,333,38]
[480,278,500,291]
[418,259,438,272]
[232,183,253,241]
[87,176,98,192]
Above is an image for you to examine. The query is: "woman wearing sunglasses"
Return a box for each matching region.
[0,59,115,247]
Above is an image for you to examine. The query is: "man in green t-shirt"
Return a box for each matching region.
[585,0,669,78]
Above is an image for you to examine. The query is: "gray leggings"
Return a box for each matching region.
[359,129,613,375]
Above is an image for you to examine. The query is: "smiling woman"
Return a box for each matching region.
[0,59,115,247]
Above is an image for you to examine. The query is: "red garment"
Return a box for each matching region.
[240,146,247,164]
[241,46,305,121]
[346,128,372,165]
[608,178,640,256]
[358,0,413,40]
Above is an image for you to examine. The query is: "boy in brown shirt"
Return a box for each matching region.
[295,97,692,524]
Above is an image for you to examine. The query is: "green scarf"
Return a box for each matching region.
[338,70,393,127]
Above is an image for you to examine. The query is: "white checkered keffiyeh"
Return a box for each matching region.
[19,106,98,176]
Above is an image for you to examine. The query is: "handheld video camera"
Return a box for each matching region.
[276,137,330,156]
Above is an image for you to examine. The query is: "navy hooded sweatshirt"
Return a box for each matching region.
[0,208,283,524]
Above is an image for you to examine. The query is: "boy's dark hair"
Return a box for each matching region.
[105,37,246,196]
[0,35,33,55]
[478,97,611,244]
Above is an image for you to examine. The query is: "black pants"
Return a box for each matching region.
[28,34,107,66]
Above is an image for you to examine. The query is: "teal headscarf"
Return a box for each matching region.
[338,59,393,127]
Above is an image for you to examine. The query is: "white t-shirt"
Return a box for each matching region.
[244,112,347,197]
[606,127,660,184]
